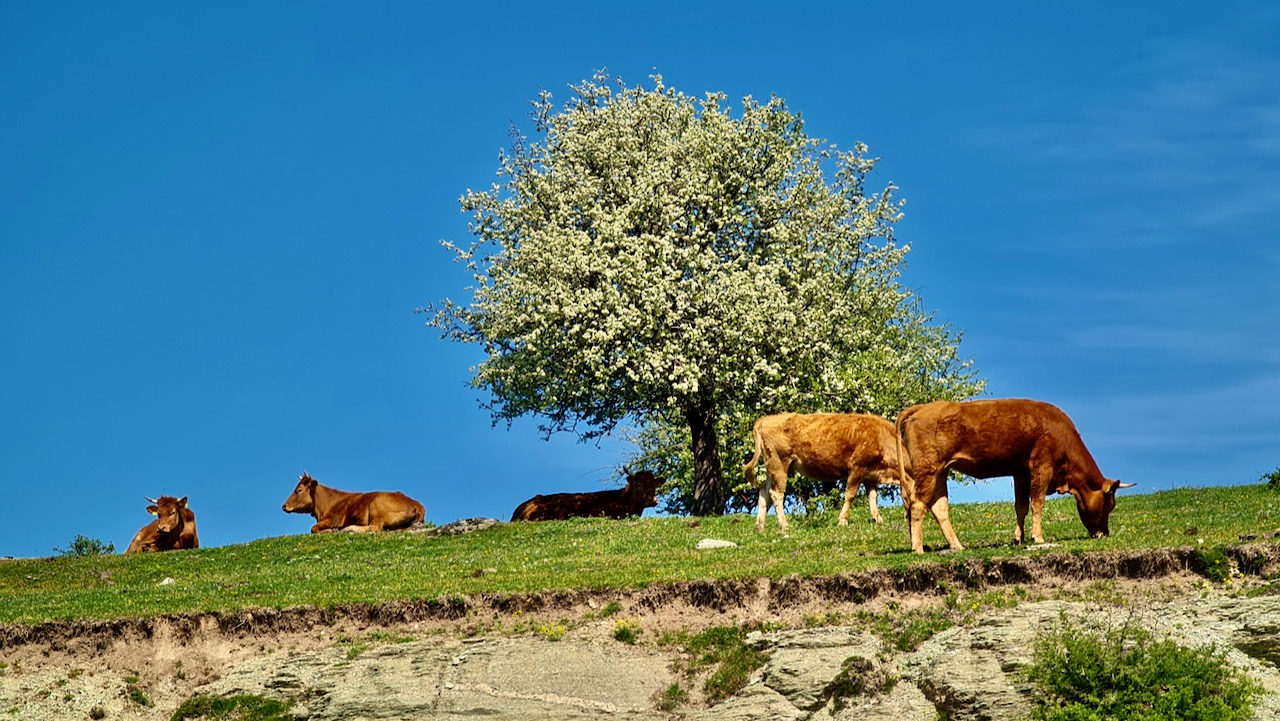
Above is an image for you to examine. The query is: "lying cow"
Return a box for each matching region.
[125,495,200,553]
[743,412,906,533]
[282,472,425,533]
[510,471,664,521]
[895,398,1134,554]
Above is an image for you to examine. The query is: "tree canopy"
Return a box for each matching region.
[426,72,983,514]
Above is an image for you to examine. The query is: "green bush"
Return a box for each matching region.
[1024,616,1262,721]
[1194,545,1234,584]
[52,534,115,557]
[1261,467,1280,493]
[666,625,770,704]
[612,618,641,644]
[653,682,688,711]
[170,694,293,721]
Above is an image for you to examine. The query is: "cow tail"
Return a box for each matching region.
[743,418,765,489]
[895,409,913,498]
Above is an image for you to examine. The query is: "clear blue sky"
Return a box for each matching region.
[3,2,1277,558]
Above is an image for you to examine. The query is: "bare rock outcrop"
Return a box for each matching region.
[181,595,1280,721]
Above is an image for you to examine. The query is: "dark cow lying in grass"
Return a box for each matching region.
[510,471,664,521]
[125,495,200,553]
[895,398,1135,554]
[282,472,425,533]
[744,412,906,533]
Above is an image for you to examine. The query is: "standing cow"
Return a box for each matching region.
[744,412,906,533]
[510,471,664,521]
[282,472,426,533]
[895,398,1134,554]
[125,495,200,553]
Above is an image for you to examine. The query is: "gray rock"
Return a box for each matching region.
[753,627,881,711]
[685,682,803,720]
[201,634,678,719]
[697,539,738,550]
[423,517,501,536]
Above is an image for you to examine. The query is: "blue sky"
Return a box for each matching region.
[2,2,1277,558]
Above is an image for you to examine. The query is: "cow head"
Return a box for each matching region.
[624,470,665,509]
[282,472,319,515]
[145,495,187,534]
[1073,479,1136,538]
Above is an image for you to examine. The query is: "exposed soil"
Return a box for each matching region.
[3,543,1279,719]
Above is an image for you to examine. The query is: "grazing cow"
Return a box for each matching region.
[743,412,906,533]
[125,495,199,554]
[895,398,1134,554]
[282,472,425,533]
[510,471,664,521]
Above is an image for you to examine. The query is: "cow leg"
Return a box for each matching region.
[771,484,790,534]
[865,481,883,524]
[755,479,771,532]
[837,474,860,526]
[907,498,929,553]
[860,478,880,525]
[1013,473,1031,544]
[756,456,791,533]
[755,476,791,533]
[1028,472,1051,544]
[929,475,965,551]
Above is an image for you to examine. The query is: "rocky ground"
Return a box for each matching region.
[2,544,1280,720]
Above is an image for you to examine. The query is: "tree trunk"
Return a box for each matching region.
[686,400,726,516]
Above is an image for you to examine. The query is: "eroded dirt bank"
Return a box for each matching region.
[2,544,1279,720]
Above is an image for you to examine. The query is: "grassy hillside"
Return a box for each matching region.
[2,484,1277,625]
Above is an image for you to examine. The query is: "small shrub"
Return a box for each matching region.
[680,626,770,704]
[599,601,623,618]
[1024,615,1263,721]
[535,622,567,641]
[1262,467,1280,493]
[653,682,688,711]
[89,706,106,720]
[613,618,641,644]
[823,655,896,713]
[126,684,151,707]
[1194,545,1234,584]
[53,535,115,557]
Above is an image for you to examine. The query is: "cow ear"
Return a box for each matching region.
[147,505,159,516]
[178,496,189,508]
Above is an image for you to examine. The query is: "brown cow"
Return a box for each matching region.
[282,472,425,533]
[124,495,199,553]
[743,412,906,533]
[510,471,664,521]
[895,398,1134,553]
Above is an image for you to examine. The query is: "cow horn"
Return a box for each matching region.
[144,496,158,504]
[1117,481,1136,489]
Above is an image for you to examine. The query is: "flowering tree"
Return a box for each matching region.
[426,72,983,515]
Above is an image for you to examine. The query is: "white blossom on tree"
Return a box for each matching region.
[426,72,983,515]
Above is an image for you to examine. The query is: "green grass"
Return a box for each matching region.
[170,694,294,721]
[661,625,771,703]
[1,484,1277,625]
